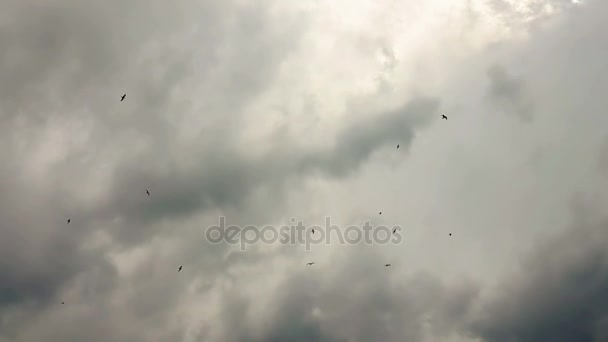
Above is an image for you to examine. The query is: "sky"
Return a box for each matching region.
[1,0,608,341]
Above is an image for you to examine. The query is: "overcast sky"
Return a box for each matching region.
[1,0,608,341]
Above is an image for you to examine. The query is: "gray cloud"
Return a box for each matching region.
[88,95,438,247]
[486,64,535,122]
[470,208,608,342]
[213,247,480,342]
[596,137,608,174]
[214,203,608,342]
[0,0,313,338]
[0,0,439,340]
[2,0,608,341]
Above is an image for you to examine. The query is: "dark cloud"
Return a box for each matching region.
[215,247,480,342]
[470,213,608,342]
[0,1,439,340]
[216,203,608,342]
[486,64,535,122]
[88,96,439,246]
[0,0,312,338]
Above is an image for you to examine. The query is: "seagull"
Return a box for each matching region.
[385,264,391,267]
[442,114,447,120]
[67,219,71,224]
[146,190,150,196]
[121,94,126,101]
[178,265,182,272]
[397,144,399,149]
[307,262,315,265]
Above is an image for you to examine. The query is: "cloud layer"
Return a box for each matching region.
[1,0,608,341]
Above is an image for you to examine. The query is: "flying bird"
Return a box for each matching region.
[178,265,182,272]
[385,264,391,267]
[397,144,399,149]
[121,94,126,101]
[393,228,397,234]
[146,190,150,196]
[307,262,315,265]
[442,115,447,120]
[67,219,70,224]
[312,228,315,234]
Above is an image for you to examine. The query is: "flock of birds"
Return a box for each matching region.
[306,113,450,267]
[60,94,451,303]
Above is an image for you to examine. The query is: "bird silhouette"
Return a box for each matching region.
[393,228,397,234]
[146,190,150,196]
[307,262,315,265]
[442,115,447,120]
[67,219,70,223]
[385,264,391,267]
[312,228,315,234]
[178,265,182,272]
[397,144,399,149]
[121,94,126,101]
